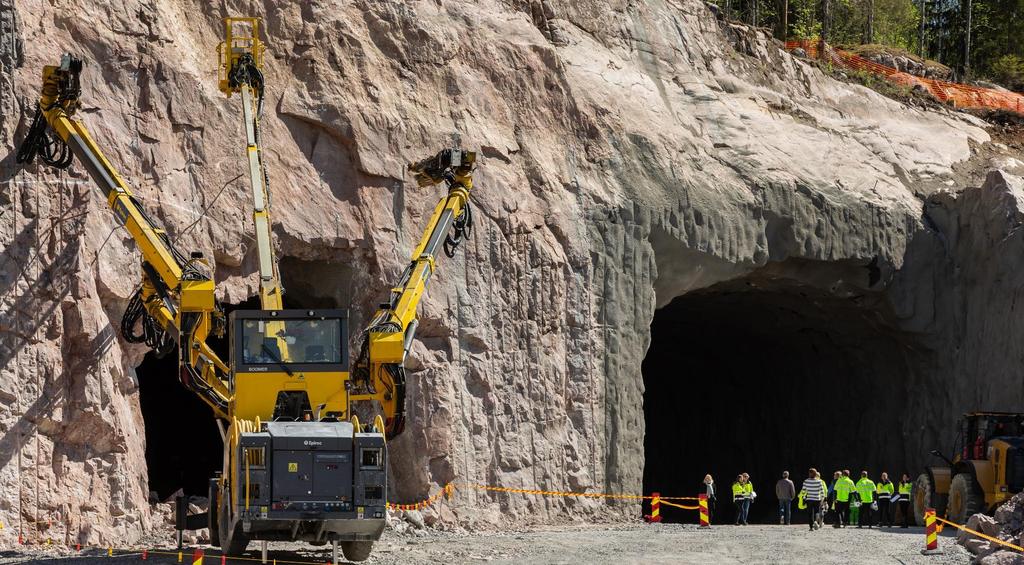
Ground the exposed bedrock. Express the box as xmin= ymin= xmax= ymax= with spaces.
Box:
xmin=0 ymin=0 xmax=1021 ymax=543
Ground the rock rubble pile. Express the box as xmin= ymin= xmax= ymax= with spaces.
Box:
xmin=959 ymin=494 xmax=1024 ymax=564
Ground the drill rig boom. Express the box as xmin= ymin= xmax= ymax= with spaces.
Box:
xmin=352 ymin=149 xmax=476 ymax=437
xmin=218 ymin=17 xmax=282 ymax=311
xmin=16 ymin=54 xmax=232 ymax=419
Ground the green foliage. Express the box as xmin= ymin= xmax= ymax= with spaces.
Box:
xmin=706 ymin=0 xmax=1023 ymax=92
xmin=990 ymin=55 xmax=1024 ymax=91
xmin=791 ymin=0 xmax=823 ymax=38
xmin=873 ymin=0 xmax=920 ymax=48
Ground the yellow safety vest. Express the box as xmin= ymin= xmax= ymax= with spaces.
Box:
xmin=877 ymin=481 xmax=894 ymax=498
xmin=835 ymin=477 xmax=856 ymax=502
xmin=898 ymin=481 xmax=913 ymax=495
xmin=856 ymin=479 xmax=876 ymax=503
xmin=732 ymin=482 xmax=745 ymax=501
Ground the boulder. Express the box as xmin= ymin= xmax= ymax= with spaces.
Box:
xmin=404 ymin=510 xmax=426 ymax=530
xmin=980 ymin=551 xmax=1024 ymax=565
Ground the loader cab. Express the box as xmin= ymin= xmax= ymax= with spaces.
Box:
xmin=229 ymin=309 xmax=350 ymax=422
xmin=957 ymin=412 xmax=1024 ymax=463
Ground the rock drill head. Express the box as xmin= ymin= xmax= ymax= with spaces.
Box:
xmin=408 ymin=148 xmax=476 ymax=187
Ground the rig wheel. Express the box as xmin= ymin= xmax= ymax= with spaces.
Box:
xmin=341 ymin=541 xmax=373 ymax=562
xmin=218 ymin=491 xmax=249 ymax=556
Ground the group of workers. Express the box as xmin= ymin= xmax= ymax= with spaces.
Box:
xmin=700 ymin=470 xmax=915 ymax=529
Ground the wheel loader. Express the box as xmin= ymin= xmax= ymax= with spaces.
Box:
xmin=915 ymin=412 xmax=1024 ymax=525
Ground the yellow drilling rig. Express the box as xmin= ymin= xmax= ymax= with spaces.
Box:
xmin=17 ymin=17 xmax=476 ymax=562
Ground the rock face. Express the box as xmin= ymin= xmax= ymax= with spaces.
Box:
xmin=0 ymin=0 xmax=1021 ymax=546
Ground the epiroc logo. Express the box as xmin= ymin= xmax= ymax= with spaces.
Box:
xmin=303 ymin=440 xmax=323 ymax=446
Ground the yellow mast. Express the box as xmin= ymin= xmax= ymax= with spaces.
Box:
xmin=218 ymin=17 xmax=283 ymax=311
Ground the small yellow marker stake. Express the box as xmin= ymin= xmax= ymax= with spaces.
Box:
xmin=178 ymin=551 xmax=183 ymax=562
xmin=108 ymin=546 xmax=113 ymax=557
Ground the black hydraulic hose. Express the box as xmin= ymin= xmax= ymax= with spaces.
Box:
xmin=16 ymin=104 xmax=73 ymax=169
xmin=444 ymin=200 xmax=472 ymax=258
xmin=121 ymin=287 xmax=174 ymax=357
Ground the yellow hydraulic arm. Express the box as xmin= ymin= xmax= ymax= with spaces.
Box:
xmin=16 ymin=54 xmax=231 ymax=419
xmin=352 ymin=149 xmax=476 ymax=437
xmin=218 ymin=18 xmax=282 ymax=311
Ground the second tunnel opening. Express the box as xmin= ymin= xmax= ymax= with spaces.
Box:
xmin=642 ymin=275 xmax=929 ymax=524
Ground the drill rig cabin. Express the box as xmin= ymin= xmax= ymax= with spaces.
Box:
xmin=17 ymin=18 xmax=476 ymax=562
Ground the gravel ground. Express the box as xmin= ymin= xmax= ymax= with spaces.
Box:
xmin=0 ymin=523 xmax=972 ymax=564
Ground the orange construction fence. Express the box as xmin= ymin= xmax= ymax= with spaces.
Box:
xmin=784 ymin=40 xmax=1024 ymax=114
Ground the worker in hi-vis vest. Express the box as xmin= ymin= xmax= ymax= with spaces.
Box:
xmin=832 ymin=470 xmax=857 ymax=528
xmin=855 ymin=471 xmax=877 ymax=528
xmin=875 ymin=472 xmax=895 ymax=527
xmin=897 ymin=473 xmax=914 ymax=528
xmin=732 ymin=474 xmax=751 ymax=525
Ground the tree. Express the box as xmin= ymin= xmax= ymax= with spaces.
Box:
xmin=865 ymin=0 xmax=876 ymax=42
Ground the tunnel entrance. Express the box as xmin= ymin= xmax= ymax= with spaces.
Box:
xmin=138 ymin=349 xmax=223 ymax=500
xmin=136 ymin=297 xmax=263 ymax=500
xmin=642 ymin=275 xmax=928 ymax=524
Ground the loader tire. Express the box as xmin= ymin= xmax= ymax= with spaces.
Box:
xmin=341 ymin=541 xmax=373 ymax=562
xmin=914 ymin=472 xmax=947 ymax=526
xmin=947 ymin=473 xmax=985 ymax=525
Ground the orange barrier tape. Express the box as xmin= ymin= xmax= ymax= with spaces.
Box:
xmin=935 ymin=516 xmax=1024 ymax=553
xmin=468 ymin=484 xmax=699 ymax=501
xmin=387 ymin=482 xmax=456 ymax=511
xmin=659 ymin=500 xmax=701 ymax=511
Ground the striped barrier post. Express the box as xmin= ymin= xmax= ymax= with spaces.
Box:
xmin=699 ymin=494 xmax=710 ymax=527
xmin=651 ymin=492 xmax=662 ymax=523
xmin=921 ymin=508 xmax=944 ymax=555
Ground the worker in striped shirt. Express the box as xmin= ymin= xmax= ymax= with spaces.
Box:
xmin=800 ymin=468 xmax=826 ymax=531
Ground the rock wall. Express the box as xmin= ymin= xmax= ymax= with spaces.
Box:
xmin=0 ymin=0 xmax=1020 ymax=544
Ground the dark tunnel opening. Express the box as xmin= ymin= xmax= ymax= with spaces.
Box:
xmin=138 ymin=279 xmax=345 ymax=501
xmin=642 ymin=276 xmax=928 ymax=525
xmin=137 ymin=296 xmax=263 ymax=501
xmin=138 ymin=349 xmax=223 ymax=501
